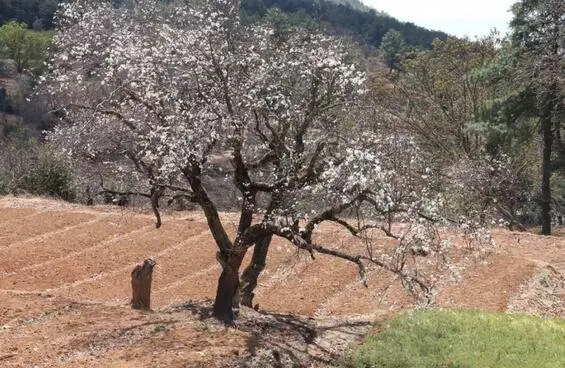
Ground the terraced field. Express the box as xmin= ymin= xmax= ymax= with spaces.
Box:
xmin=0 ymin=197 xmax=563 ymax=367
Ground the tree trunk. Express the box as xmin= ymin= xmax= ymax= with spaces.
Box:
xmin=213 ymin=251 xmax=246 ymax=323
xmin=150 ymin=186 xmax=163 ymax=229
xmin=131 ymin=259 xmax=156 ymax=310
xmin=541 ymin=114 xmax=553 ymax=236
xmin=240 ymin=235 xmax=272 ymax=308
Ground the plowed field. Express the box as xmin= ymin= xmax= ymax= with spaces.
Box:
xmin=0 ymin=197 xmax=563 ymax=367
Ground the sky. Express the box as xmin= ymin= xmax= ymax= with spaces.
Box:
xmin=362 ymin=0 xmax=517 ymax=38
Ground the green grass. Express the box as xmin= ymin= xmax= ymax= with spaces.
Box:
xmin=341 ymin=309 xmax=565 ymax=368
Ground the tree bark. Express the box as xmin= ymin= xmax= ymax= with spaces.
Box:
xmin=541 ymin=107 xmax=554 ymax=236
xmin=212 ymin=251 xmax=246 ymax=323
xmin=150 ymin=186 xmax=163 ymax=229
xmin=131 ymin=259 xmax=156 ymax=310
xmin=240 ymin=235 xmax=272 ymax=308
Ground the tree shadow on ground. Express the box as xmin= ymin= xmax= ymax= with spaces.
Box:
xmin=167 ymin=298 xmax=215 ymax=320
xmin=167 ymin=299 xmax=373 ymax=367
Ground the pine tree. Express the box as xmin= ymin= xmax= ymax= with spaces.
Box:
xmin=379 ymin=29 xmax=406 ymax=72
xmin=510 ymin=0 xmax=565 ymax=235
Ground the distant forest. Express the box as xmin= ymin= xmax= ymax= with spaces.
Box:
xmin=0 ymin=0 xmax=448 ymax=49
xmin=326 ymin=0 xmax=372 ymax=13
xmin=0 ymin=0 xmax=58 ymax=30
xmin=241 ymin=0 xmax=448 ymax=48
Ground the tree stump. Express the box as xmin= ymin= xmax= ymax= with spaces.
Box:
xmin=131 ymin=259 xmax=156 ymax=310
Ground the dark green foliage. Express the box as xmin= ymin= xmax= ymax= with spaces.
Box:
xmin=467 ymin=0 xmax=565 ymax=234
xmin=0 ymin=0 xmax=131 ymax=29
xmin=242 ymin=0 xmax=448 ymax=49
xmin=0 ymin=87 xmax=14 ymax=114
xmin=507 ymin=0 xmax=565 ymax=235
xmin=379 ymin=29 xmax=405 ymax=71
xmin=478 ymin=87 xmax=537 ymax=157
xmin=0 ymin=0 xmax=58 ymax=29
xmin=326 ymin=0 xmax=372 ymax=13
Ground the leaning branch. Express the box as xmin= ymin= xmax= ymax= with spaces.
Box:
xmin=304 ymin=194 xmax=366 ymax=236
xmin=263 ymin=223 xmax=430 ymax=293
xmin=98 ymin=186 xmax=165 ymax=229
xmin=290 ymin=232 xmax=368 ymax=286
xmin=329 ymin=217 xmax=400 ymax=240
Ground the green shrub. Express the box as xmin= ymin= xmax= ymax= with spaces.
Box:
xmin=342 ymin=309 xmax=565 ymax=368
xmin=0 ymin=137 xmax=76 ymax=201
xmin=20 ymin=147 xmax=75 ymax=201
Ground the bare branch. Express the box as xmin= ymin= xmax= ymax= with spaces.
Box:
xmin=97 ymin=188 xmax=151 ymax=199
xmin=64 ymin=104 xmax=138 ymax=131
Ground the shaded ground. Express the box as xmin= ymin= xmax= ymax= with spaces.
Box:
xmin=0 ymin=197 xmax=563 ymax=367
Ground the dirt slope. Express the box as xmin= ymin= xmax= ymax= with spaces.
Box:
xmin=0 ymin=197 xmax=563 ymax=367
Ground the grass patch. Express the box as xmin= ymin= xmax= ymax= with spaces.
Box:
xmin=341 ymin=309 xmax=565 ymax=368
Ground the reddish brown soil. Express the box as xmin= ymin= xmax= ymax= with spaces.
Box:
xmin=0 ymin=197 xmax=563 ymax=367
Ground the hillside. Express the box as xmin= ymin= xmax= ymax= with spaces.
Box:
xmin=242 ymin=0 xmax=448 ymax=48
xmin=0 ymin=197 xmax=563 ymax=367
xmin=327 ymin=0 xmax=372 ymax=12
xmin=1 ymin=0 xmax=447 ymax=49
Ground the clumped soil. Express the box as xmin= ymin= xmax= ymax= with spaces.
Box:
xmin=0 ymin=197 xmax=563 ymax=367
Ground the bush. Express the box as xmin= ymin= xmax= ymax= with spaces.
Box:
xmin=342 ymin=309 xmax=565 ymax=368
xmin=20 ymin=147 xmax=75 ymax=201
xmin=0 ymin=136 xmax=76 ymax=201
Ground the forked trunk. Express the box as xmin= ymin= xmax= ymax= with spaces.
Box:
xmin=240 ymin=235 xmax=272 ymax=308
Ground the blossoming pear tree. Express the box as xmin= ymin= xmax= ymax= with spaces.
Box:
xmin=43 ymin=0 xmax=485 ymax=322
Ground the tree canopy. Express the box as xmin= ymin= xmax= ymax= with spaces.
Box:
xmin=508 ymin=0 xmax=565 ymax=235
xmin=379 ymin=29 xmax=405 ymax=71
xmin=42 ymin=0 xmax=484 ymax=323
xmin=0 ymin=20 xmax=51 ymax=73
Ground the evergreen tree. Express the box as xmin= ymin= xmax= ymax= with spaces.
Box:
xmin=510 ymin=0 xmax=565 ymax=235
xmin=379 ymin=29 xmax=405 ymax=71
